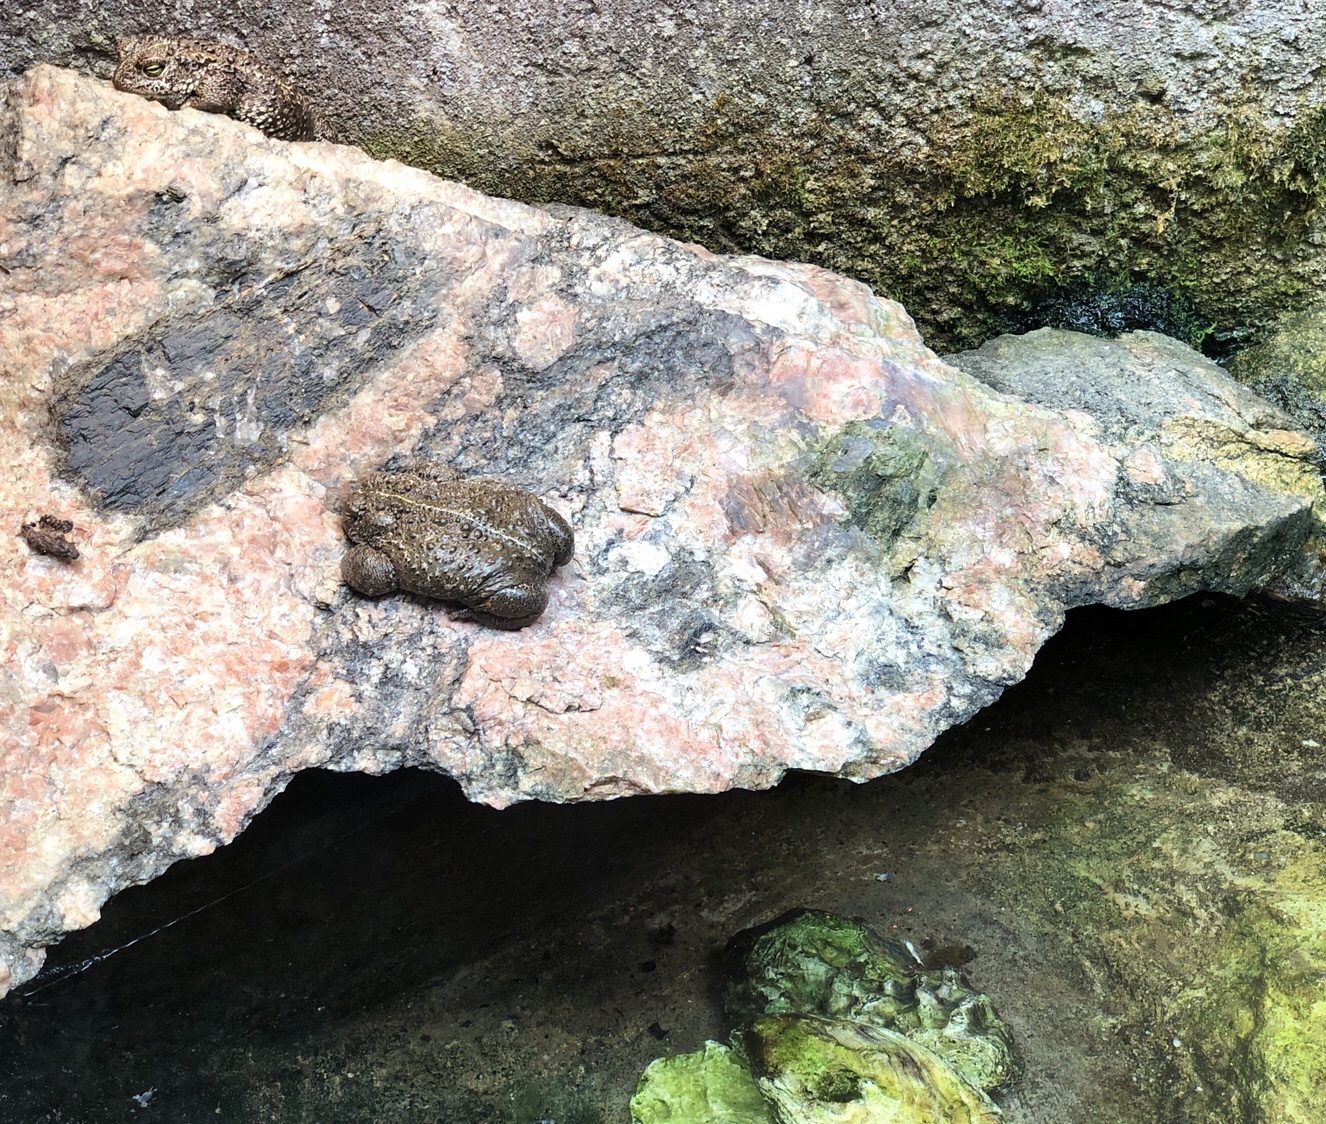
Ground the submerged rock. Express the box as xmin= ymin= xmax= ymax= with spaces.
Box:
xmin=630 ymin=1041 xmax=772 ymax=1124
xmin=724 ymin=910 xmax=1017 ymax=1093
xmin=746 ymin=1014 xmax=1003 ymax=1124
xmin=2 ymin=66 xmax=1325 ymax=993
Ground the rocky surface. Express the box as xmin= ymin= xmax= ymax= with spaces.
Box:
xmin=746 ymin=1015 xmax=1003 ymax=1124
xmin=1228 ymin=303 xmax=1326 ymax=455
xmin=1 ymin=65 xmax=1324 ymax=995
xmin=723 ymin=910 xmax=1017 ymax=1093
xmin=7 ymin=4 xmax=1326 ymax=348
xmin=947 ymin=328 xmax=1326 ymax=603
xmin=8 ymin=597 xmax=1326 ymax=1121
xmin=632 ymin=1043 xmax=773 ymax=1124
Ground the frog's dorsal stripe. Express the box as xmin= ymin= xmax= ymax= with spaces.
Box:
xmin=378 ymin=489 xmax=542 ymax=562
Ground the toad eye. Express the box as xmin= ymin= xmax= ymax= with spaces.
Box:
xmin=142 ymin=62 xmax=166 ymax=76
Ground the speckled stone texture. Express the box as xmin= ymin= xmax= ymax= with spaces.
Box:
xmin=1 ymin=66 xmax=1322 ymax=996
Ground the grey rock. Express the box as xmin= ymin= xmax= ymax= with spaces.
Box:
xmin=4 ymin=4 xmax=1326 ymax=348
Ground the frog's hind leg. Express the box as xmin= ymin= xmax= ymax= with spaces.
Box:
xmin=342 ymin=544 xmax=399 ymax=597
xmin=450 ymin=585 xmax=549 ymax=630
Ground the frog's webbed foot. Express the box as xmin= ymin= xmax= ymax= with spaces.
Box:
xmin=449 ymin=585 xmax=549 ymax=630
xmin=342 ymin=544 xmax=399 ymax=597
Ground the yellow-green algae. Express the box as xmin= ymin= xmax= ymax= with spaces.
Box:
xmin=745 ymin=1014 xmax=1002 ymax=1124
xmin=630 ymin=1041 xmax=772 ymax=1124
xmin=358 ymin=88 xmax=1326 ymax=352
xmin=804 ymin=422 xmax=931 ymax=551
xmin=978 ymin=760 xmax=1326 ymax=1122
xmin=1227 ymin=303 xmax=1326 ymax=451
xmin=723 ymin=910 xmax=1018 ymax=1093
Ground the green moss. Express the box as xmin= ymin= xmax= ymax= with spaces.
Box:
xmin=804 ymin=421 xmax=930 ymax=549
xmin=356 ymin=85 xmax=1326 ymax=353
xmin=629 ymin=1042 xmax=772 ymax=1124
xmin=1226 ymin=304 xmax=1326 ymax=451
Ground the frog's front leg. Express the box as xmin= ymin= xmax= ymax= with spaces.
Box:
xmin=342 ymin=544 xmax=400 ymax=597
xmin=451 ymin=583 xmax=549 ymax=630
xmin=185 ymin=68 xmax=245 ymax=114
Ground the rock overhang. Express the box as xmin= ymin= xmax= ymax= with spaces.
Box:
xmin=1 ymin=65 xmax=1324 ymax=996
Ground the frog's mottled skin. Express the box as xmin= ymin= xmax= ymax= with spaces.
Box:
xmin=341 ymin=463 xmax=574 ymax=629
xmin=113 ymin=36 xmax=334 ymax=142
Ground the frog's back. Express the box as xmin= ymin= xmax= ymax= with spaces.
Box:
xmin=380 ymin=477 xmax=564 ymax=598
xmin=447 ymin=480 xmax=572 ymax=575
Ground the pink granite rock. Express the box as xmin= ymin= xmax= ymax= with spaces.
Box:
xmin=0 ymin=66 xmax=1322 ymax=995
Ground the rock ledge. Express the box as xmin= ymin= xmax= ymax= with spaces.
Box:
xmin=1 ymin=66 xmax=1322 ymax=993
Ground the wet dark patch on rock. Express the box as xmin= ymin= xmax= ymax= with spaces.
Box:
xmin=1020 ymin=279 xmax=1223 ymax=356
xmin=442 ymin=307 xmax=759 ymax=492
xmin=52 ymin=229 xmax=439 ymax=534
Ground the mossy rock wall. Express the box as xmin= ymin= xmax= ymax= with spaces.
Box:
xmin=8 ymin=2 xmax=1326 ymax=348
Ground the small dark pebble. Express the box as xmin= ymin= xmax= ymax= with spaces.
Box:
xmin=639 ymin=960 xmax=657 ymax=973
xmin=1073 ymin=767 xmax=1092 ymax=782
xmin=646 ymin=923 xmax=677 ymax=947
xmin=647 ymin=1022 xmax=668 ymax=1040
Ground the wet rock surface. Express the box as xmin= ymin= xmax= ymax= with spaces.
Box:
xmin=631 ymin=1042 xmax=773 ymax=1124
xmin=745 ymin=1014 xmax=1002 ymax=1124
xmin=2 ymin=66 xmax=1325 ymax=996
xmin=723 ymin=910 xmax=1017 ymax=1094
xmin=631 ymin=909 xmax=1014 ymax=1122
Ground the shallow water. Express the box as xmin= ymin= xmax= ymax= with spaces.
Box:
xmin=4 ymin=593 xmax=1326 ymax=1123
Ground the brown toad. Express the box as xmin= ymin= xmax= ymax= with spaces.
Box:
xmin=341 ymin=463 xmax=574 ymax=629
xmin=113 ymin=35 xmax=334 ymax=142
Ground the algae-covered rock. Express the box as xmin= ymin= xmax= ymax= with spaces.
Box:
xmin=948 ymin=328 xmax=1326 ymax=604
xmin=1226 ymin=304 xmax=1326 ymax=455
xmin=630 ymin=1041 xmax=773 ymax=1124
xmin=745 ymin=1014 xmax=1002 ymax=1124
xmin=724 ymin=911 xmax=1018 ymax=1092
xmin=805 ymin=422 xmax=930 ymax=551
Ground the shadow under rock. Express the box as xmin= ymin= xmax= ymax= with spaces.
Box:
xmin=3 ymin=593 xmax=1326 ymax=1122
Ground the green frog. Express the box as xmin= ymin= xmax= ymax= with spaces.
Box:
xmin=341 ymin=463 xmax=574 ymax=629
